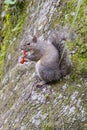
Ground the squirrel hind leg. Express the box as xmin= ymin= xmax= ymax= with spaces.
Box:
xmin=43 ymin=71 xmax=61 ymax=82
xmin=35 ymin=60 xmax=61 ymax=82
xmin=38 ymin=67 xmax=61 ymax=82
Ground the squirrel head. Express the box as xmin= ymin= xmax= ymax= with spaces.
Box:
xmin=21 ymin=35 xmax=38 ymax=51
xmin=20 ymin=35 xmax=44 ymax=61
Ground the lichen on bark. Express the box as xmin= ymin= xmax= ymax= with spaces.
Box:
xmin=0 ymin=0 xmax=87 ymax=130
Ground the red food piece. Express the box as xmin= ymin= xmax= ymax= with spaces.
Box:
xmin=23 ymin=51 xmax=26 ymax=56
xmin=20 ymin=57 xmax=25 ymax=64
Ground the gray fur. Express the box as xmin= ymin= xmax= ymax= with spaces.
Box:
xmin=21 ymin=27 xmax=72 ymax=82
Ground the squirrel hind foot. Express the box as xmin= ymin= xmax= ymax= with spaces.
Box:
xmin=36 ymin=81 xmax=47 ymax=88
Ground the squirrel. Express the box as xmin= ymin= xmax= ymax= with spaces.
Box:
xmin=20 ymin=26 xmax=72 ymax=83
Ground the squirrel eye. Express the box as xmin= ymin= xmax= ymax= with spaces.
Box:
xmin=27 ymin=43 xmax=30 ymax=45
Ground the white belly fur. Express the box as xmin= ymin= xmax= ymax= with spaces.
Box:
xmin=35 ymin=60 xmax=43 ymax=80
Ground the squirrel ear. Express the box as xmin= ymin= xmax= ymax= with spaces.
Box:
xmin=32 ymin=36 xmax=37 ymax=43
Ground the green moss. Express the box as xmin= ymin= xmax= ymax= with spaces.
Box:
xmin=40 ymin=120 xmax=55 ymax=130
xmin=0 ymin=1 xmax=29 ymax=80
xmin=50 ymin=2 xmax=87 ymax=129
xmin=0 ymin=1 xmax=87 ymax=128
xmin=51 ymin=0 xmax=87 ymax=81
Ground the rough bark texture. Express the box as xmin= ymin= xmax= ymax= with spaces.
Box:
xmin=0 ymin=0 xmax=87 ymax=130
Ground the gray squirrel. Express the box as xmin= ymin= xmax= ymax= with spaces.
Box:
xmin=20 ymin=26 xmax=72 ymax=82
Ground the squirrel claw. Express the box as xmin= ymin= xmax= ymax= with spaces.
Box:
xmin=36 ymin=81 xmax=46 ymax=88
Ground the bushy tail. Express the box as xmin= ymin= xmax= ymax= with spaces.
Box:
xmin=48 ymin=26 xmax=72 ymax=76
